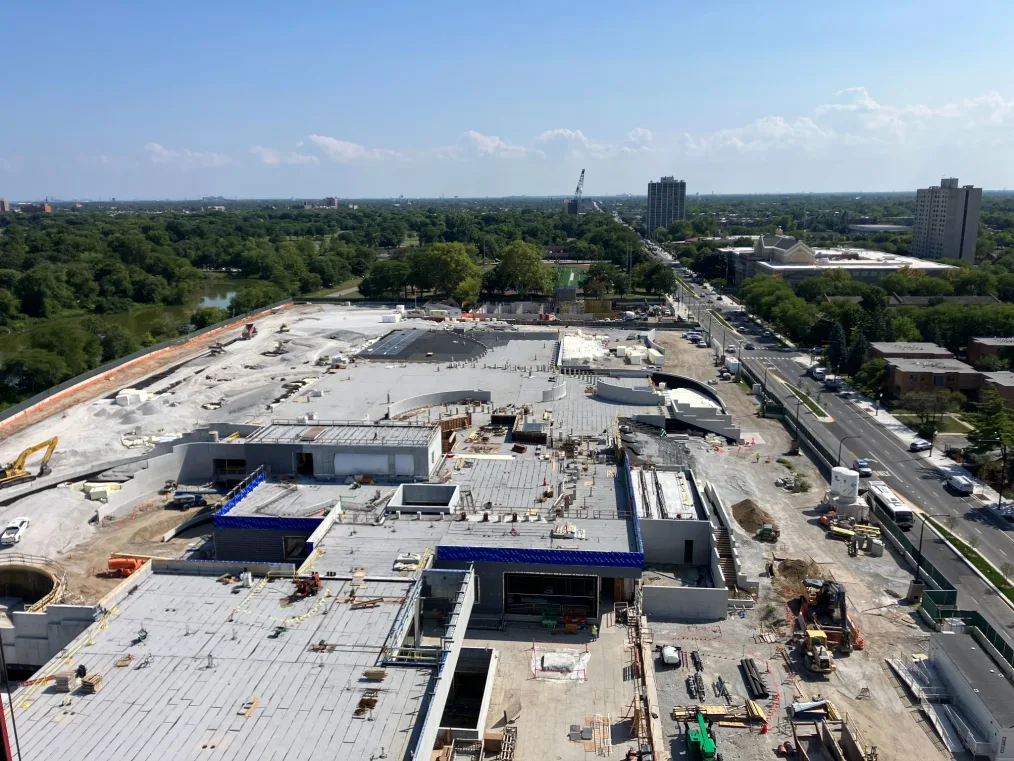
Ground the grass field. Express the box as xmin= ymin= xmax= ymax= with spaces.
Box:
xmin=892 ymin=413 xmax=972 ymax=434
xmin=554 ymin=264 xmax=589 ymax=288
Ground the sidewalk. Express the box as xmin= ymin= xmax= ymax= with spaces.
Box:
xmin=849 ymin=393 xmax=1003 ymax=508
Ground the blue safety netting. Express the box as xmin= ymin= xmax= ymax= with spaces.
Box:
xmin=436 ymin=545 xmax=644 ymax=568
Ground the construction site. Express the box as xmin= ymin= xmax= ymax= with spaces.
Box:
xmin=0 ymin=301 xmax=1006 ymax=761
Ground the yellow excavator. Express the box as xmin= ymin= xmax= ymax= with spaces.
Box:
xmin=0 ymin=437 xmax=59 ymax=489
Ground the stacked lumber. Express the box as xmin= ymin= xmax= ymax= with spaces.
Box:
xmin=81 ymin=672 xmax=103 ymax=694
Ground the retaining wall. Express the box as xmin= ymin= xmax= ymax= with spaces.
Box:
xmin=387 ymin=390 xmax=492 ymax=419
xmin=641 ymin=584 xmax=728 ymax=622
xmin=704 ymin=482 xmax=760 ymax=595
xmin=0 ymin=299 xmax=292 ymax=431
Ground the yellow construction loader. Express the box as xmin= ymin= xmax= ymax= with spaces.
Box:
xmin=801 ymin=629 xmax=835 ymax=675
xmin=0 ymin=438 xmax=59 ymax=489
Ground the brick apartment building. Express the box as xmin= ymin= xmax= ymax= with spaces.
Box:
xmin=885 ymin=357 xmax=982 ymax=398
xmin=967 ymin=337 xmax=1014 ymax=367
xmin=983 ymin=372 xmax=1014 ymax=407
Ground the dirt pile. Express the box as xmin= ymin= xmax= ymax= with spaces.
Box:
xmin=731 ymin=499 xmax=775 ymax=534
xmin=774 ymin=559 xmax=823 ymax=599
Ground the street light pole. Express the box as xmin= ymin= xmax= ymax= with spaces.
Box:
xmin=837 ymin=435 xmax=859 ymax=468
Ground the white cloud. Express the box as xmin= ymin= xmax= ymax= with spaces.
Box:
xmin=309 ymin=134 xmax=401 ymax=162
xmin=461 ymin=130 xmax=527 ymax=158
xmin=250 ymin=145 xmax=319 ymax=166
xmin=677 ymin=87 xmax=1014 ymax=159
xmin=144 ymin=142 xmax=231 ymax=169
xmin=814 ymin=86 xmax=1014 ymax=138
xmin=431 ymin=131 xmax=528 ymax=160
xmin=682 ymin=116 xmax=833 ymax=157
xmin=535 ymin=128 xmax=621 ymax=159
xmin=627 ymin=127 xmax=653 ymax=144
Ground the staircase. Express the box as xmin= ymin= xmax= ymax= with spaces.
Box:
xmin=713 ymin=527 xmax=738 ymax=591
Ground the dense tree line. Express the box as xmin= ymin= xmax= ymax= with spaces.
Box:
xmin=0 ymin=204 xmax=645 ymax=405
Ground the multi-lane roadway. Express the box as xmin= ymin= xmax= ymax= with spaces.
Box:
xmin=671 ymin=275 xmax=1014 ymax=639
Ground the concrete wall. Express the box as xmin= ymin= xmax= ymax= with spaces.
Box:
xmin=595 ymin=379 xmax=661 ymax=406
xmin=0 ymin=603 xmax=97 ymax=669
xmin=414 ymin=570 xmax=476 ymax=761
xmin=176 ymin=437 xmax=439 ymax=483
xmin=541 ymin=381 xmax=568 ymax=402
xmin=387 ymin=390 xmax=492 ymax=419
xmin=704 ymin=482 xmax=760 ymax=595
xmin=640 ymin=519 xmax=713 ymax=565
xmin=640 ymin=584 xmax=728 ymax=622
xmin=100 ymin=448 xmax=186 ymax=520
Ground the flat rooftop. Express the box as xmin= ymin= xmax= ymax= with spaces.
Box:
xmin=6 ymin=569 xmax=432 ymax=761
xmin=984 ymin=372 xmax=1014 ymax=387
xmin=359 ymin=328 xmax=487 ymax=362
xmin=934 ymin=632 xmax=1014 ymax=726
xmin=630 ymin=467 xmax=704 ymax=520
xmin=871 ymin=342 xmax=953 ymax=355
xmin=972 ymin=336 xmax=1014 ymax=347
xmin=311 ymin=459 xmax=636 ymax=576
xmin=226 ymin=480 xmax=346 ymax=517
xmin=886 ymin=357 xmax=977 ymax=373
xmin=247 ymin=420 xmax=436 ymax=447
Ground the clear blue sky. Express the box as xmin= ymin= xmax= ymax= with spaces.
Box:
xmin=3 ymin=0 xmax=1013 ymax=199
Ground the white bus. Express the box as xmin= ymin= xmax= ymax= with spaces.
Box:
xmin=865 ymin=480 xmax=915 ymax=530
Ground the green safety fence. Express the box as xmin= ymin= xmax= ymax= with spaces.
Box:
xmin=873 ymin=503 xmax=1014 ymax=670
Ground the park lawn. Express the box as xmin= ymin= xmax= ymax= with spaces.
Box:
xmin=892 ymin=412 xmax=972 ymax=434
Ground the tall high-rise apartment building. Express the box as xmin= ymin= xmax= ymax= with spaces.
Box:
xmin=646 ymin=176 xmax=686 ymax=235
xmin=912 ymin=178 xmax=982 ymax=262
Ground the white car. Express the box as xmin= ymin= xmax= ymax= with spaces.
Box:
xmin=1 ymin=517 xmax=30 ymax=545
xmin=660 ymin=645 xmax=681 ymax=666
xmin=697 ymin=340 xmax=708 ymax=348
xmin=947 ymin=475 xmax=975 ymax=494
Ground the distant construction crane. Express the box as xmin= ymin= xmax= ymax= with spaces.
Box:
xmin=566 ymin=168 xmax=586 ymax=215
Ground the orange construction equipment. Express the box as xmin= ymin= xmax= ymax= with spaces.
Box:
xmin=107 ymin=557 xmax=144 ymax=577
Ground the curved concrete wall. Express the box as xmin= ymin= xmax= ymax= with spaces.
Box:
xmin=541 ymin=381 xmax=568 ymax=402
xmin=650 ymin=372 xmax=726 ymax=412
xmin=387 ymin=389 xmax=492 ymax=418
xmin=643 ymin=329 xmax=666 ymax=356
xmin=595 ymin=379 xmax=661 ymax=406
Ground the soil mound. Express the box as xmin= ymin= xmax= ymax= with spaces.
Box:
xmin=731 ymin=499 xmax=774 ymax=534
xmin=775 ymin=559 xmax=824 ymax=598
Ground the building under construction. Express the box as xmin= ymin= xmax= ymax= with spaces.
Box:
xmin=0 ymin=322 xmax=753 ymax=761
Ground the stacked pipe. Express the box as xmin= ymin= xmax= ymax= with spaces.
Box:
xmin=740 ymin=657 xmax=769 ymax=699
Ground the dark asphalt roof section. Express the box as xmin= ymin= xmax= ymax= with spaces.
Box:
xmin=358 ymin=329 xmax=486 ymax=362
xmin=933 ymin=632 xmax=1014 ymax=727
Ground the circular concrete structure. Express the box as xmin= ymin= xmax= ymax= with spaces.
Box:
xmin=0 ymin=559 xmax=64 ymax=612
